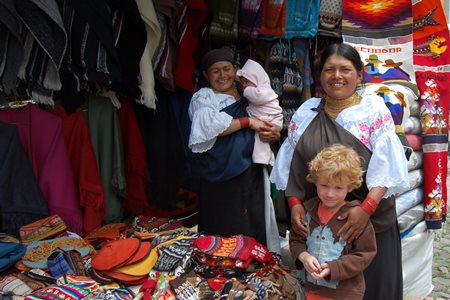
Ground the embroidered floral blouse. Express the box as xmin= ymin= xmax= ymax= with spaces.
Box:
xmin=270 ymin=94 xmax=409 ymax=198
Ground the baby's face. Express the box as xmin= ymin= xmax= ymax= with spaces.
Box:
xmin=239 ymin=77 xmax=256 ymax=89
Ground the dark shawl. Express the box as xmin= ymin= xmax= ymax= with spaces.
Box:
xmin=0 ymin=122 xmax=49 ymax=238
xmin=286 ymin=99 xmax=397 ymax=232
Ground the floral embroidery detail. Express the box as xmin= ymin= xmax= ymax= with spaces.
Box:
xmin=359 ymin=136 xmax=370 ymax=146
xmin=289 ymin=120 xmax=297 ymax=135
xmin=358 ymin=123 xmax=369 ymax=132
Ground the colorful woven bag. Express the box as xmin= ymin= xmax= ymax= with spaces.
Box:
xmin=19 ymin=215 xmax=67 ymax=245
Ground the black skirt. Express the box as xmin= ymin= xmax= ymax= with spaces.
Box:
xmin=198 ymin=163 xmax=266 ymax=245
xmin=363 ymin=222 xmax=403 ymax=300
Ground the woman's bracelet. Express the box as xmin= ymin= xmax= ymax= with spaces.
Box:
xmin=238 ymin=117 xmax=250 ymax=128
xmin=360 ymin=196 xmax=379 ymax=215
xmin=288 ymin=197 xmax=302 ymax=209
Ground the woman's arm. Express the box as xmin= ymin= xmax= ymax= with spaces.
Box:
xmin=218 ymin=117 xmax=281 ymax=141
xmin=337 ymin=187 xmax=387 ymax=242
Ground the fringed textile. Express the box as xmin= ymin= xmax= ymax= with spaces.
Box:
xmin=341 ymin=0 xmax=412 ymax=39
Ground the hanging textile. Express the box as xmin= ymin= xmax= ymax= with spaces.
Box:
xmin=209 ymin=0 xmax=239 ymax=43
xmin=152 ymin=0 xmax=179 ymax=91
xmin=52 ymin=105 xmax=106 ymax=235
xmin=413 ymin=0 xmax=450 ymax=229
xmin=341 ymin=0 xmax=417 ymax=155
xmin=0 ymin=0 xmax=66 ymax=104
xmin=341 ymin=0 xmax=412 ymax=39
xmin=117 ymin=96 xmax=151 ymax=217
xmin=258 ymin=0 xmax=286 ymax=37
xmin=84 ymin=95 xmax=126 ymax=224
xmin=136 ymin=0 xmax=161 ymax=109
xmin=238 ymin=0 xmax=263 ymax=41
xmin=0 ymin=104 xmax=83 ymax=235
xmin=0 ymin=122 xmax=49 ymax=237
xmin=173 ymin=0 xmax=208 ymax=92
xmin=284 ymin=0 xmax=320 ymax=39
xmin=317 ymin=0 xmax=342 ymax=37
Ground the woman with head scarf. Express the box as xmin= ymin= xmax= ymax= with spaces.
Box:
xmin=188 ymin=48 xmax=280 ymax=248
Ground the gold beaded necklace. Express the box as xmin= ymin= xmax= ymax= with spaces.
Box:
xmin=324 ymin=92 xmax=361 ymax=119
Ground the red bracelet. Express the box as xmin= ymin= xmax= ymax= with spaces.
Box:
xmin=288 ymin=197 xmax=302 ymax=209
xmin=238 ymin=117 xmax=250 ymax=128
xmin=360 ymin=196 xmax=379 ymax=215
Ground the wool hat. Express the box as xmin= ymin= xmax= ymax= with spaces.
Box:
xmin=91 ymin=238 xmax=140 ymax=271
xmin=200 ymin=48 xmax=235 ymax=72
xmin=115 ymin=245 xmax=158 ymax=276
xmin=194 ymin=235 xmax=272 ymax=263
xmin=122 ymin=241 xmax=151 ymax=265
xmin=153 ymin=238 xmax=194 ymax=272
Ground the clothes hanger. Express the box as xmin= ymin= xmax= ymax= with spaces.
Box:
xmin=0 ymin=95 xmax=36 ymax=110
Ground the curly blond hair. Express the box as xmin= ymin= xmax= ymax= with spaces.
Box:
xmin=306 ymin=144 xmax=364 ymax=190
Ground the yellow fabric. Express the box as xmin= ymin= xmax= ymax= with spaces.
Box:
xmin=115 ymin=248 xmax=158 ymax=276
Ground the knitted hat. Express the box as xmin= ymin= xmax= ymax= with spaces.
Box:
xmin=169 ymin=276 xmax=199 ymax=300
xmin=91 ymin=238 xmax=140 ymax=271
xmin=200 ymin=48 xmax=235 ymax=72
xmin=153 ymin=238 xmax=193 ymax=272
xmin=194 ymin=235 xmax=272 ymax=263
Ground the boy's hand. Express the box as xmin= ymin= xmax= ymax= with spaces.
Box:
xmin=311 ymin=263 xmax=330 ymax=280
xmin=299 ymin=252 xmax=322 ymax=275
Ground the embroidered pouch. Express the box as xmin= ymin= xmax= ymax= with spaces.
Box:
xmin=19 ymin=215 xmax=67 ymax=245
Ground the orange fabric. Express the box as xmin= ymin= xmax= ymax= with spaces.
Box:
xmin=317 ymin=202 xmax=339 ymax=224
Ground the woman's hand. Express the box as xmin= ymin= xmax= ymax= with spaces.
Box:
xmin=291 ymin=203 xmax=308 ymax=237
xmin=337 ymin=206 xmax=370 ymax=243
xmin=257 ymin=121 xmax=280 ymax=143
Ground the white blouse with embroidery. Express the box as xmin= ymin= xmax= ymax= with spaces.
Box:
xmin=270 ymin=95 xmax=410 ymax=198
xmin=188 ymin=88 xmax=236 ymax=153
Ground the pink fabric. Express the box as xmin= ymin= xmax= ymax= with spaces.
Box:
xmin=237 ymin=59 xmax=283 ymax=165
xmin=405 ymin=134 xmax=422 ymax=151
xmin=0 ymin=105 xmax=83 ymax=235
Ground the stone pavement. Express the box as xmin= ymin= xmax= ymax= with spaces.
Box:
xmin=428 ymin=228 xmax=450 ymax=299
xmin=426 ymin=172 xmax=450 ymax=299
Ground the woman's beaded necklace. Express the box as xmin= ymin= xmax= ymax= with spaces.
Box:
xmin=324 ymin=92 xmax=361 ymax=119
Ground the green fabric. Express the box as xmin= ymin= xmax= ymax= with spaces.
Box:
xmin=84 ymin=96 xmax=126 ymax=223
xmin=209 ymin=0 xmax=239 ymax=42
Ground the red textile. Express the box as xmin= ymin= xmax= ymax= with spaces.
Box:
xmin=194 ymin=235 xmax=272 ymax=263
xmin=258 ymin=0 xmax=286 ymax=36
xmin=117 ymin=97 xmax=151 ymax=216
xmin=413 ymin=0 xmax=450 ymax=228
xmin=173 ymin=0 xmax=208 ymax=92
xmin=415 ymin=71 xmax=450 ymax=228
xmin=52 ymin=106 xmax=106 ymax=234
xmin=0 ymin=105 xmax=83 ymax=235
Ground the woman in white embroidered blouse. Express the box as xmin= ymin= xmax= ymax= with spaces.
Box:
xmin=270 ymin=43 xmax=409 ymax=300
xmin=188 ymin=48 xmax=281 ymax=252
